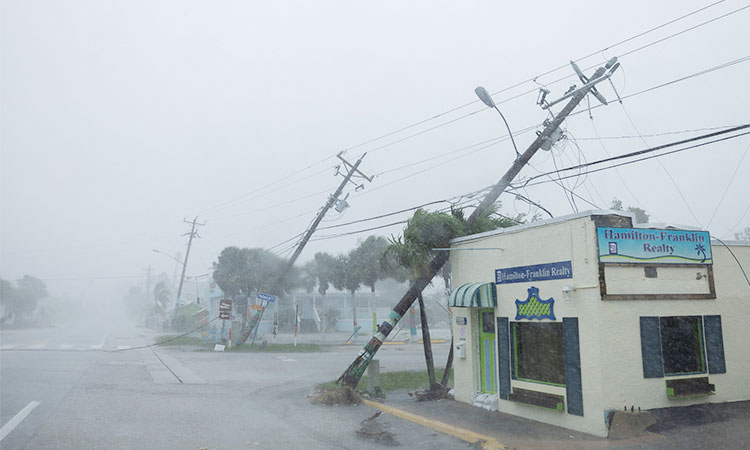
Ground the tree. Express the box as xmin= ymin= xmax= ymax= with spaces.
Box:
xmin=734 ymin=226 xmax=750 ymax=241
xmin=611 ymin=198 xmax=649 ymax=224
xmin=305 ymin=252 xmax=337 ymax=296
xmin=383 ymin=205 xmax=519 ymax=390
xmin=0 ymin=275 xmax=48 ymax=324
xmin=330 ymin=252 xmax=363 ymax=337
xmin=213 ymin=246 xmax=297 ymax=298
xmin=351 ymin=236 xmax=390 ymax=293
xmin=153 ymin=281 xmax=171 ymax=313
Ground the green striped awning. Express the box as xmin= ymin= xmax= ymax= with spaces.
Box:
xmin=449 ymin=282 xmax=497 ymax=308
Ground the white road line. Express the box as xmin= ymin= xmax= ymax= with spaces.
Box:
xmin=58 ymin=344 xmax=74 ymax=349
xmin=0 ymin=345 xmax=15 ymax=350
xmin=89 ymin=344 xmax=102 ymax=349
xmin=0 ymin=401 xmax=40 ymax=442
xmin=99 ymin=331 xmax=110 ymax=349
xmin=27 ymin=344 xmax=46 ymax=349
xmin=117 ymin=346 xmax=131 ymax=350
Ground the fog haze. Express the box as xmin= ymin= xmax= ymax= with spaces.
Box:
xmin=2 ymin=0 xmax=748 ymax=307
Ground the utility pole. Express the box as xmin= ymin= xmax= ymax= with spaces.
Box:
xmin=282 ymin=152 xmax=371 ymax=278
xmin=172 ymin=216 xmax=205 ymax=327
xmin=339 ymin=58 xmax=620 ymax=388
xmin=240 ymin=152 xmax=371 ymax=346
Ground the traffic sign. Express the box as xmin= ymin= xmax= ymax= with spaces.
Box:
xmin=251 ymin=304 xmax=263 ymax=311
xmin=257 ymin=292 xmax=276 ymax=303
xmin=219 ymin=299 xmax=232 ymax=320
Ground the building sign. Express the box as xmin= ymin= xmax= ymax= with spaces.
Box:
xmin=257 ymin=292 xmax=276 ymax=303
xmin=515 ymin=286 xmax=555 ymax=321
xmin=219 ymin=299 xmax=232 ymax=320
xmin=597 ymin=227 xmax=712 ymax=265
xmin=495 ymin=261 xmax=572 ymax=285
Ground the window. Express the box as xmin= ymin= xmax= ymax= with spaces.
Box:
xmin=511 ymin=322 xmax=566 ymax=386
xmin=660 ymin=316 xmax=706 ymax=375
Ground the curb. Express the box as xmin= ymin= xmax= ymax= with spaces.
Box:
xmin=361 ymin=399 xmax=507 ymax=450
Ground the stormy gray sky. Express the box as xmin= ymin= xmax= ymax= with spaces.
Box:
xmin=1 ymin=0 xmax=748 ymax=304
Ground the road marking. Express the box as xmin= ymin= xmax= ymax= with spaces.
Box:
xmin=362 ymin=399 xmax=506 ymax=450
xmin=89 ymin=344 xmax=102 ymax=349
xmin=281 ymin=358 xmax=296 ymax=362
xmin=117 ymin=346 xmax=131 ymax=351
xmin=27 ymin=344 xmax=46 ymax=349
xmin=0 ymin=345 xmax=15 ymax=350
xmin=58 ymin=344 xmax=74 ymax=349
xmin=98 ymin=331 xmax=110 ymax=349
xmin=0 ymin=401 xmax=40 ymax=442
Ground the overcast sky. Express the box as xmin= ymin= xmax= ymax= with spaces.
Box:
xmin=1 ymin=0 xmax=748 ymax=304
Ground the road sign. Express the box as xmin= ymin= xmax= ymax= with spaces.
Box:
xmin=257 ymin=292 xmax=276 ymax=303
xmin=251 ymin=304 xmax=263 ymax=311
xmin=219 ymin=299 xmax=232 ymax=320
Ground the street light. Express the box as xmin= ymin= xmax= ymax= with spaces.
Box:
xmin=475 ymin=86 xmax=520 ymax=159
xmin=152 ymin=249 xmax=184 ymax=267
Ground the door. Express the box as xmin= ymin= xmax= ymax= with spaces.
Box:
xmin=478 ymin=308 xmax=497 ymax=394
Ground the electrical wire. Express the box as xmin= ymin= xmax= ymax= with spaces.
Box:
xmin=711 ymin=237 xmax=750 ymax=289
xmin=620 ymin=102 xmax=705 ymax=227
xmin=197 ymin=1 xmax=744 ymax=219
xmin=706 ymin=143 xmax=750 ymax=229
xmin=519 ymin=129 xmax=750 ymax=188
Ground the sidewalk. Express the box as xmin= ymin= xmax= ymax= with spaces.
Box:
xmin=366 ymin=392 xmax=750 ymax=449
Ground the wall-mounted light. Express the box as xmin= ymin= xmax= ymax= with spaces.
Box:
xmin=562 ymin=285 xmax=574 ymax=301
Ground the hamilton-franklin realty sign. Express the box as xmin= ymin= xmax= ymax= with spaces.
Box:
xmin=597 ymin=227 xmax=712 ymax=265
xmin=495 ymin=261 xmax=573 ymax=285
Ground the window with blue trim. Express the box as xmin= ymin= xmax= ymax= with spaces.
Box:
xmin=511 ymin=322 xmax=566 ymax=386
xmin=660 ymin=316 xmax=706 ymax=376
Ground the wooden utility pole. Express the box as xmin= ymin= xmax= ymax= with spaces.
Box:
xmin=172 ymin=216 xmax=205 ymax=326
xmin=339 ymin=59 xmax=618 ymax=388
xmin=238 ymin=152 xmax=371 ymax=346
xmin=280 ymin=152 xmax=371 ymax=279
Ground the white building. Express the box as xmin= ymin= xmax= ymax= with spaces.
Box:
xmin=449 ymin=211 xmax=750 ymax=437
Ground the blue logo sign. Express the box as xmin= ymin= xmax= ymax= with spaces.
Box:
xmin=495 ymin=261 xmax=572 ymax=285
xmin=515 ymin=287 xmax=555 ymax=321
xmin=597 ymin=227 xmax=712 ymax=265
xmin=257 ymin=292 xmax=276 ymax=303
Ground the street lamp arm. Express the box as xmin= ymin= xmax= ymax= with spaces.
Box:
xmin=493 ymin=105 xmax=520 ymax=158
xmin=152 ymin=249 xmax=185 ymax=266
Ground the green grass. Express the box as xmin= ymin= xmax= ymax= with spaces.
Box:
xmin=224 ymin=343 xmax=324 ymax=353
xmin=153 ymin=335 xmax=324 ymax=353
xmin=316 ymin=368 xmax=454 ymax=395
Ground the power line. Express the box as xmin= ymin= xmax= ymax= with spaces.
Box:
xmin=195 ymin=2 xmax=743 ymax=218
xmin=706 ymin=143 xmax=750 ymax=229
xmin=519 ymin=128 xmax=750 ymax=188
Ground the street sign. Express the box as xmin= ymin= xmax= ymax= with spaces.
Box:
xmin=257 ymin=292 xmax=276 ymax=303
xmin=219 ymin=299 xmax=232 ymax=320
xmin=251 ymin=304 xmax=263 ymax=311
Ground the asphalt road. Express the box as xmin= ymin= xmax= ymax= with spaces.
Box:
xmin=1 ymin=320 xmax=466 ymax=449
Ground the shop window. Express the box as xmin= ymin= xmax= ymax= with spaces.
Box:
xmin=511 ymin=322 xmax=566 ymax=386
xmin=660 ymin=316 xmax=706 ymax=376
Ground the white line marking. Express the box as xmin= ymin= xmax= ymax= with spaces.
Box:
xmin=27 ymin=344 xmax=46 ymax=349
xmin=59 ymin=344 xmax=74 ymax=349
xmin=281 ymin=358 xmax=296 ymax=362
xmin=0 ymin=345 xmax=15 ymax=350
xmin=89 ymin=344 xmax=101 ymax=349
xmin=98 ymin=331 xmax=110 ymax=348
xmin=0 ymin=401 xmax=40 ymax=442
xmin=117 ymin=346 xmax=131 ymax=351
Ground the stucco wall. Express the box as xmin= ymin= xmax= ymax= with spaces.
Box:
xmin=598 ymin=242 xmax=750 ymax=411
xmin=450 ymin=213 xmax=750 ymax=438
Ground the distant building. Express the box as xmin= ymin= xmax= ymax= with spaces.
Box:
xmin=449 ymin=211 xmax=750 ymax=437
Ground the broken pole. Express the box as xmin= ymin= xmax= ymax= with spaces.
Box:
xmin=338 ymin=61 xmax=613 ymax=388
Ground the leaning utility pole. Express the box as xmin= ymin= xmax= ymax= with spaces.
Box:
xmin=339 ymin=58 xmax=620 ymax=388
xmin=238 ymin=152 xmax=371 ymax=346
xmin=172 ymin=216 xmax=205 ymax=326
xmin=281 ymin=152 xmax=371 ymax=279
